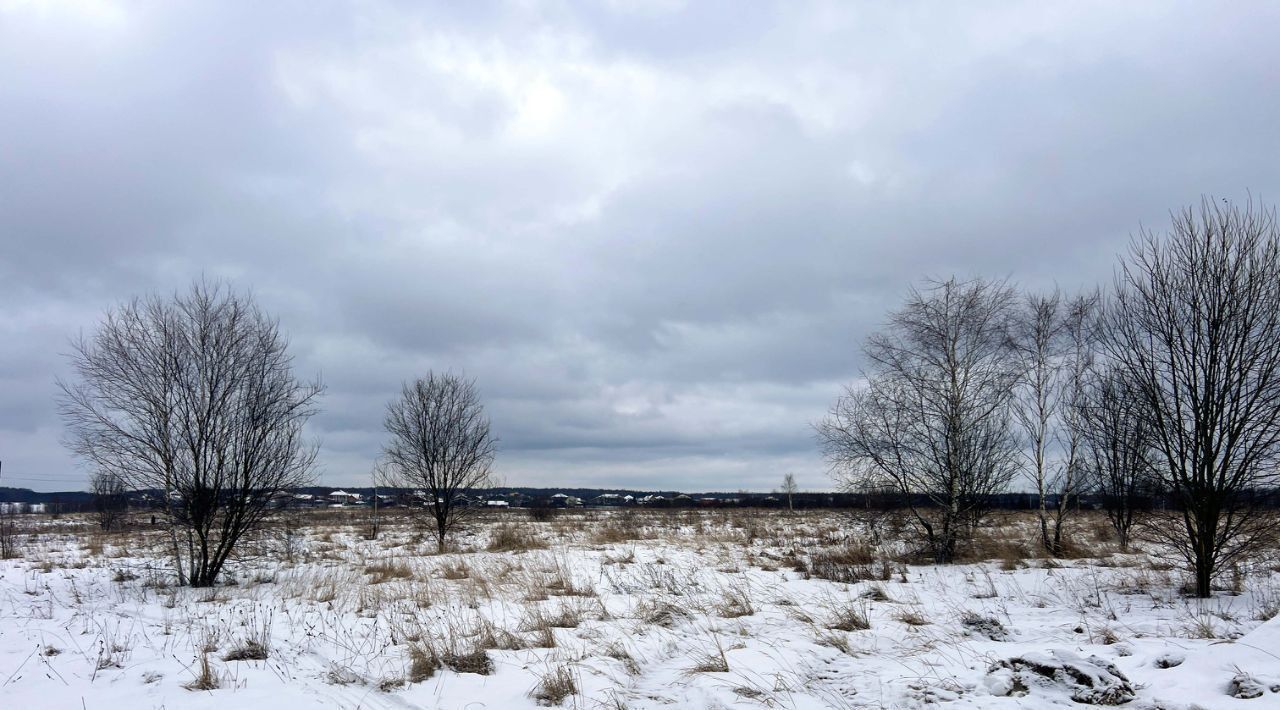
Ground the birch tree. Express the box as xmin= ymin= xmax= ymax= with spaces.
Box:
xmin=819 ymin=277 xmax=1021 ymax=562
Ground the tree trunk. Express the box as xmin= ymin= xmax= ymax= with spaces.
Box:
xmin=1193 ymin=515 xmax=1216 ymax=598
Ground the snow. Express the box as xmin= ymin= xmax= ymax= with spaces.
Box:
xmin=1143 ymin=615 xmax=1280 ymax=708
xmin=0 ymin=510 xmax=1277 ymax=708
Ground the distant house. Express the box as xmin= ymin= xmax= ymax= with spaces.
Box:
xmin=591 ymin=493 xmax=629 ymax=507
xmin=486 ymin=499 xmax=510 ymax=509
xmin=290 ymin=493 xmax=321 ymax=508
xmin=547 ymin=493 xmax=583 ymax=508
xmin=504 ymin=492 xmax=531 ymax=507
xmin=328 ymin=490 xmax=362 ymax=505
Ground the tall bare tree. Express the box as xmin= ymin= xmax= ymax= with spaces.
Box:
xmin=1076 ymin=366 xmax=1154 ymax=551
xmin=1012 ymin=289 xmax=1098 ymax=556
xmin=59 ymin=281 xmax=322 ymax=586
xmin=382 ymin=372 xmax=496 ymax=552
xmin=1104 ymin=197 xmax=1280 ymax=596
xmin=819 ymin=277 xmax=1021 ymax=563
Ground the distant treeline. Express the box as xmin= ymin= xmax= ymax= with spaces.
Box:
xmin=3 ymin=484 xmax=1275 ymax=514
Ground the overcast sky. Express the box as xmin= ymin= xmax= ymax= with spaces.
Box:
xmin=3 ymin=1 xmax=1279 ymax=492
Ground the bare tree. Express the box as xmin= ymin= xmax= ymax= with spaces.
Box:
xmin=819 ymin=277 xmax=1022 ymax=563
xmin=1104 ymin=197 xmax=1280 ymax=597
xmin=382 ymin=372 xmax=496 ymax=553
xmin=91 ymin=470 xmax=128 ymax=532
xmin=59 ymin=281 xmax=322 ymax=587
xmin=1011 ymin=289 xmax=1098 ymax=556
xmin=780 ymin=473 xmax=798 ymax=512
xmin=1076 ymin=366 xmax=1154 ymax=551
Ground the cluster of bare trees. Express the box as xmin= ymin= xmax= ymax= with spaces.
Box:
xmin=57 ymin=281 xmax=498 ymax=586
xmin=822 ymin=198 xmax=1280 ymax=595
xmin=54 ymin=198 xmax=1280 ymax=599
xmin=1010 ymin=289 xmax=1098 ymax=557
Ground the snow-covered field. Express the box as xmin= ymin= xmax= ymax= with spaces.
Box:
xmin=1 ymin=509 xmax=1277 ymax=709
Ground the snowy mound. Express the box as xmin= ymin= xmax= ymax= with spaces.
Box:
xmin=1145 ymin=614 xmax=1280 ymax=707
xmin=985 ymin=649 xmax=1134 ymax=705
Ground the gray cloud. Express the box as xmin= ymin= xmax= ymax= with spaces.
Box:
xmin=3 ymin=1 xmax=1280 ymax=492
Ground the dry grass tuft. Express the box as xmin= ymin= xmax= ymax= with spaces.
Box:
xmin=825 ymin=599 xmax=871 ymax=631
xmin=441 ymin=560 xmax=470 ymax=580
xmin=714 ymin=586 xmax=755 ymax=618
xmin=688 ymin=637 xmax=730 ymax=674
xmin=531 ymin=664 xmax=578 ymax=705
xmin=636 ymin=597 xmax=688 ymax=627
xmin=185 ymin=653 xmax=220 ymax=691
xmin=893 ymin=607 xmax=930 ymax=626
xmin=802 ymin=540 xmax=879 ymax=584
xmin=442 ymin=649 xmax=494 ymax=675
xmin=407 ymin=644 xmax=441 ymax=682
xmin=222 ymin=640 xmax=268 ymax=661
xmin=365 ymin=560 xmax=413 ymax=584
xmin=488 ymin=524 xmax=548 ymax=553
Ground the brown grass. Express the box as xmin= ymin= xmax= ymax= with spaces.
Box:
xmin=531 ymin=664 xmax=578 ymax=705
xmin=365 ymin=560 xmax=413 ymax=584
xmin=487 ymin=524 xmax=548 ymax=552
xmin=801 ymin=540 xmax=879 ymax=584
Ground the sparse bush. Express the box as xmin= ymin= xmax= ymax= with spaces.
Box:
xmin=0 ymin=516 xmax=21 ymax=560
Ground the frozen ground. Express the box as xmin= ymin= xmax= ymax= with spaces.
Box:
xmin=1 ymin=509 xmax=1277 ymax=709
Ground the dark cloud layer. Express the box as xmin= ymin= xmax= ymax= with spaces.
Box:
xmin=3 ymin=1 xmax=1279 ymax=491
